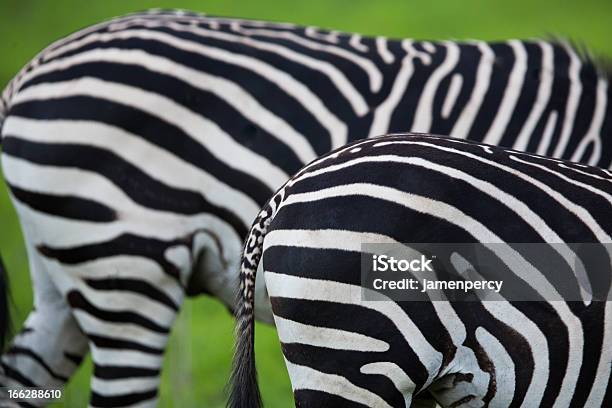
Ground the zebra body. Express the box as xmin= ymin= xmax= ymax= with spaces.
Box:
xmin=0 ymin=9 xmax=611 ymax=406
xmin=231 ymin=134 xmax=612 ymax=408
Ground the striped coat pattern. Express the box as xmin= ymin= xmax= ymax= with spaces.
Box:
xmin=0 ymin=9 xmax=610 ymax=406
xmin=231 ymin=134 xmax=612 ymax=408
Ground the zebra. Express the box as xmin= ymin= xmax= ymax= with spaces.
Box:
xmin=229 ymin=133 xmax=612 ymax=408
xmin=0 ymin=8 xmax=611 ymax=406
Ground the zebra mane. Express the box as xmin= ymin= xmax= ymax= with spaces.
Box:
xmin=547 ymin=35 xmax=612 ymax=80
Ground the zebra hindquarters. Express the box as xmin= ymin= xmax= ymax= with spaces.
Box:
xmin=258 ymin=133 xmax=612 ymax=407
xmin=1 ymin=128 xmax=195 ymax=406
xmin=261 ymin=204 xmax=454 ymax=407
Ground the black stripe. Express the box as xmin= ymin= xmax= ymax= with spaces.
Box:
xmin=93 ymin=364 xmax=159 ymax=379
xmin=64 ymin=351 xmax=84 ymax=366
xmin=84 ymin=278 xmax=179 ymax=311
xmin=7 ymin=96 xmax=257 ymax=238
xmin=293 ymin=389 xmax=370 ymax=407
xmin=23 ymin=33 xmax=334 ymax=157
xmin=37 ymin=233 xmax=183 ymax=281
xmin=90 ymin=389 xmax=157 ymax=407
xmin=388 ymin=43 xmax=447 ymax=131
xmin=66 ymin=290 xmax=170 ymax=334
xmin=89 ymin=334 xmax=164 ymax=355
xmin=465 ymin=42 xmax=515 ymax=142
xmin=21 ymin=59 xmax=308 ymax=174
xmin=2 ymin=136 xmax=244 ymax=231
xmin=8 ymin=184 xmax=116 ymax=223
xmin=5 ymin=347 xmax=68 ymax=382
xmin=433 ymin=42 xmax=480 ymax=136
xmin=0 ymin=362 xmax=37 ymax=387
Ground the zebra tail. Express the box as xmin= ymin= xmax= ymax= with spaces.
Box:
xmin=0 ymin=254 xmax=10 ymax=350
xmin=228 ymin=189 xmax=286 ymax=408
xmin=0 ymin=91 xmax=7 ymax=145
xmin=0 ymin=87 xmax=11 ymax=348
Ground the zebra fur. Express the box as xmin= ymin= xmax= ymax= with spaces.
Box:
xmin=1 ymin=8 xmax=612 ymax=405
xmin=230 ymin=133 xmax=612 ymax=407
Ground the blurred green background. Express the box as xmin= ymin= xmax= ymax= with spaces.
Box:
xmin=0 ymin=0 xmax=611 ymax=406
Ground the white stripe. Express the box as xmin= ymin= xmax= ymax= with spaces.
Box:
xmin=61 ymin=256 xmax=183 ymax=306
xmin=5 ymin=161 xmax=240 ymax=250
xmin=284 ymin=359 xmax=393 ymax=408
xmin=361 ymin=362 xmax=415 ymax=406
xmin=292 ymin=153 xmax=595 ymax=303
xmin=374 ymin=140 xmax=611 ymax=242
xmin=41 ymin=26 xmax=348 ymax=148
xmin=0 ymin=353 xmax=59 ymax=388
xmin=91 ymin=20 xmax=367 ymax=115
xmin=91 ymin=377 xmax=159 ymax=396
xmin=280 ymin=184 xmax=573 ymax=301
xmin=266 ymin=271 xmax=443 ymax=387
xmin=90 ymin=347 xmax=163 ymax=369
xmin=513 ymin=41 xmax=555 ymax=151
xmin=71 ymin=281 xmax=176 ymax=327
xmin=481 ymin=301 xmax=548 ymax=405
xmin=265 ymin=228 xmax=400 ymax=252
xmin=450 ymin=42 xmax=494 ymax=139
xmin=274 ymin=315 xmax=390 ymax=352
xmin=536 ymin=111 xmax=558 ymax=156
xmin=72 ymin=311 xmax=168 ymax=349
xmin=584 ymin=301 xmax=612 ymax=407
xmin=275 ymin=181 xmax=585 ymax=402
xmin=571 ymin=79 xmax=608 ymax=165
xmin=482 ymin=40 xmax=527 ymax=145
xmin=302 ymin=166 xmax=587 ymax=405
xmin=421 ymin=42 xmax=436 ymax=53
xmin=233 ymin=26 xmax=383 ymax=93
xmin=304 ymin=27 xmax=340 ymax=44
xmin=553 ymin=43 xmax=583 ymax=158
xmin=368 ymin=52 xmax=415 ymax=137
xmin=3 ymin=116 xmax=260 ymax=226
xmin=510 ymin=155 xmax=612 ymax=206
xmin=558 ymin=163 xmax=612 ymax=181
xmin=441 ymin=73 xmax=463 ymax=119
xmin=411 ymin=42 xmax=460 ymax=133
xmin=12 ymin=78 xmax=289 ymax=190
xmin=21 ymin=47 xmax=319 ymax=164
xmin=349 ymin=34 xmax=369 ymax=52
xmin=376 ymin=37 xmax=395 ymax=64
xmin=475 ymin=327 xmax=515 ymax=406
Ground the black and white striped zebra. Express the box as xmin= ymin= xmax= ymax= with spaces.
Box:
xmin=0 ymin=9 xmax=611 ymax=406
xmin=229 ymin=133 xmax=612 ymax=408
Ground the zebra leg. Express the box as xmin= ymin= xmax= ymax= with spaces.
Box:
xmin=39 ymin=245 xmax=188 ymax=408
xmin=266 ymin=273 xmax=424 ymax=408
xmin=0 ymin=244 xmax=88 ymax=406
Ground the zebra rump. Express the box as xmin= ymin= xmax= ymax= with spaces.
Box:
xmin=230 ymin=133 xmax=612 ymax=407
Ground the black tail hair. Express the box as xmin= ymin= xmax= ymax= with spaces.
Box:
xmin=228 ymin=189 xmax=285 ymax=408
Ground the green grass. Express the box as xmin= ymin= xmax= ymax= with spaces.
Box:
xmin=0 ymin=0 xmax=611 ymax=406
